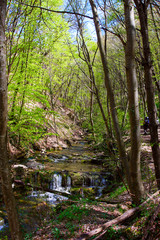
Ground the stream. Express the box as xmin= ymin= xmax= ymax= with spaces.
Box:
xmin=0 ymin=141 xmax=113 ymax=231
xmin=26 ymin=141 xmax=112 ymax=204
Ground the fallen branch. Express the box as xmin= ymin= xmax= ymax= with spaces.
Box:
xmin=77 ymin=191 xmax=160 ymax=240
xmin=13 ymin=179 xmax=71 ymax=198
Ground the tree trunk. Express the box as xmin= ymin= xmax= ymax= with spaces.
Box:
xmin=134 ymin=0 xmax=160 ymax=189
xmin=89 ymin=0 xmax=128 ymax=178
xmin=0 ymin=1 xmax=22 ymax=239
xmin=89 ymin=0 xmax=145 ymax=203
xmin=69 ymin=1 xmax=112 ymax=140
xmin=124 ymin=0 xmax=144 ymax=203
xmin=89 ymin=81 xmax=95 ymax=138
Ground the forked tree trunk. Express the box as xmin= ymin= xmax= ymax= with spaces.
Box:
xmin=0 ymin=1 xmax=22 ymax=239
xmin=124 ymin=0 xmax=144 ymax=202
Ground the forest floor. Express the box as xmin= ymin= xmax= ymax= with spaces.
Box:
xmin=33 ymin=127 xmax=160 ymax=239
xmin=22 ymin=127 xmax=160 ymax=240
xmin=0 ymin=127 xmax=160 ymax=240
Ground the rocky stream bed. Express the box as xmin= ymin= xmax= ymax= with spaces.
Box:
xmin=0 ymin=141 xmax=116 ymax=236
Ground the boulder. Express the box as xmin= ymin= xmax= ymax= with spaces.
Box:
xmin=26 ymin=160 xmax=45 ymax=170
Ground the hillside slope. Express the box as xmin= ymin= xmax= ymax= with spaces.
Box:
xmin=9 ymin=100 xmax=84 ymax=158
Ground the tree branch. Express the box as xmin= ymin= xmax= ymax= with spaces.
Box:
xmin=77 ymin=191 xmax=160 ymax=240
xmin=16 ymin=1 xmax=93 ymax=20
xmin=102 ymin=27 xmax=126 ymax=47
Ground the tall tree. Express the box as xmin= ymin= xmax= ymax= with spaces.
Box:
xmin=0 ymin=0 xmax=22 ymax=239
xmin=89 ymin=0 xmax=145 ymax=203
xmin=124 ymin=0 xmax=144 ymax=201
xmin=68 ymin=0 xmax=112 ymax=140
xmin=89 ymin=0 xmax=128 ymax=171
xmin=134 ymin=0 xmax=160 ymax=189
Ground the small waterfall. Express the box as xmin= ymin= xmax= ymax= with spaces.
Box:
xmin=67 ymin=176 xmax=71 ymax=187
xmin=49 ymin=173 xmax=71 ymax=193
xmin=90 ymin=176 xmax=95 ymax=187
xmin=66 ymin=176 xmax=71 ymax=192
xmin=50 ymin=173 xmax=62 ymax=190
xmin=90 ymin=174 xmax=100 ymax=187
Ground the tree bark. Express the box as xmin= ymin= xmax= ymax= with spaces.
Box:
xmin=89 ymin=0 xmax=128 ymax=176
xmin=0 ymin=1 xmax=22 ymax=239
xmin=134 ymin=0 xmax=160 ymax=189
xmin=89 ymin=0 xmax=145 ymax=203
xmin=89 ymin=81 xmax=95 ymax=138
xmin=124 ymin=0 xmax=144 ymax=203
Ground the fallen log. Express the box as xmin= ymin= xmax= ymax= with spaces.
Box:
xmin=77 ymin=191 xmax=160 ymax=240
xmin=13 ymin=179 xmax=71 ymax=198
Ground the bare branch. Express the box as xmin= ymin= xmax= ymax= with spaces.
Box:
xmin=16 ymin=1 xmax=93 ymax=20
xmin=102 ymin=27 xmax=126 ymax=47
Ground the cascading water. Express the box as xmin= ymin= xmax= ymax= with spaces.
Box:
xmin=50 ymin=173 xmax=62 ymax=190
xmin=49 ymin=173 xmax=71 ymax=193
xmin=27 ymin=141 xmax=112 ymax=203
xmin=67 ymin=176 xmax=72 ymax=189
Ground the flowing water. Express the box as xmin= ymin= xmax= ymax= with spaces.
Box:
xmin=0 ymin=141 xmax=112 ymax=231
xmin=0 ymin=218 xmax=4 ymax=231
xmin=28 ymin=141 xmax=112 ymax=204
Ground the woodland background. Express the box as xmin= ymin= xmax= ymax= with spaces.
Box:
xmin=0 ymin=0 xmax=160 ymax=239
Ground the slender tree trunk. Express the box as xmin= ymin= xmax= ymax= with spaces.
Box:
xmin=89 ymin=81 xmax=95 ymax=138
xmin=150 ymin=3 xmax=160 ymax=44
xmin=124 ymin=0 xmax=144 ymax=202
xmin=70 ymin=1 xmax=112 ymax=140
xmin=0 ymin=1 xmax=22 ymax=239
xmin=134 ymin=0 xmax=160 ymax=189
xmin=89 ymin=0 xmax=129 ymax=176
xmin=89 ymin=0 xmax=145 ymax=203
xmin=121 ymin=100 xmax=129 ymax=129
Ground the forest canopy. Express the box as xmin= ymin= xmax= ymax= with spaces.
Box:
xmin=0 ymin=0 xmax=160 ymax=239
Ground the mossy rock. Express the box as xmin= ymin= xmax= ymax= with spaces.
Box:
xmin=70 ymin=172 xmax=84 ymax=186
xmin=83 ymin=187 xmax=96 ymax=197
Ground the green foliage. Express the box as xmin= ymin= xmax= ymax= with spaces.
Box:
xmin=57 ymin=204 xmax=89 ymax=222
xmin=52 ymin=227 xmax=61 ymax=239
xmin=7 ymin=0 xmax=74 ymax=149
xmin=6 ymin=0 xmax=160 ymax=154
xmin=0 ymin=237 xmax=8 ymax=240
xmin=24 ymin=233 xmax=33 ymax=240
xmin=66 ymin=222 xmax=78 ymax=235
xmin=8 ymin=106 xmax=51 ymax=148
xmin=103 ymin=226 xmax=123 ymax=240
xmin=108 ymin=185 xmax=127 ymax=199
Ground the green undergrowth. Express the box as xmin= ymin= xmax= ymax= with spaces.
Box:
xmin=1 ymin=187 xmax=159 ymax=240
xmin=107 ymin=185 xmax=127 ymax=199
xmin=57 ymin=204 xmax=89 ymax=222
